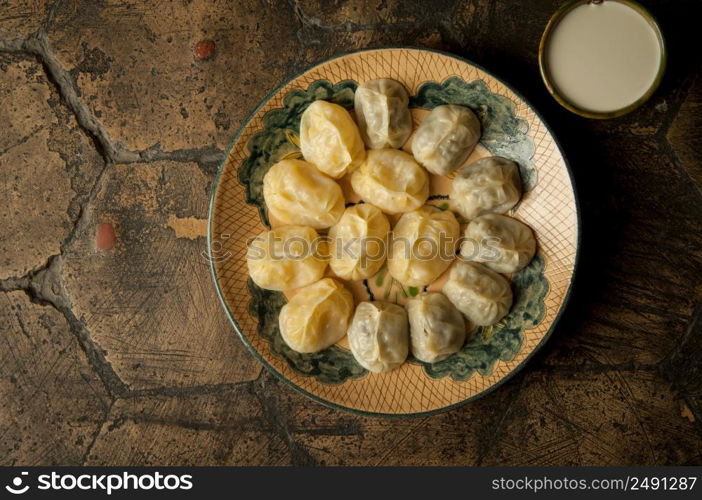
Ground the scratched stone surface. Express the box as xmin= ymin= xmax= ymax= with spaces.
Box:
xmin=0 ymin=53 xmax=103 ymax=280
xmin=0 ymin=0 xmax=700 ymax=465
xmin=60 ymin=160 xmax=262 ymax=390
xmin=0 ymin=291 xmax=110 ymax=466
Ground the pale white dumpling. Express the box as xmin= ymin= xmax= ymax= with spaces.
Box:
xmin=350 ymin=149 xmax=429 ymax=214
xmin=451 ymin=156 xmax=522 ymax=220
xmin=300 ymin=100 xmax=366 ymax=178
xmin=354 ymin=78 xmax=412 ymax=149
xmin=263 ymin=159 xmax=345 ymax=229
xmin=411 ymin=104 xmax=481 ymax=175
xmin=387 ymin=206 xmax=460 ymax=287
xmin=461 ymin=214 xmax=536 ymax=274
xmin=279 ymin=278 xmax=354 ymax=353
xmin=328 ymin=203 xmax=390 ymax=280
xmin=406 ymin=292 xmax=466 ymax=363
xmin=247 ymin=226 xmax=328 ymax=291
xmin=443 ymin=261 xmax=512 ymax=326
xmin=348 ymin=301 xmax=409 ymax=372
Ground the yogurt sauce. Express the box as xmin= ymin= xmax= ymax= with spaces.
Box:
xmin=544 ymin=1 xmax=662 ymax=114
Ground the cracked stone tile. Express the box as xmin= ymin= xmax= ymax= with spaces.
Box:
xmin=84 ymin=385 xmax=290 ymax=465
xmin=481 ymin=369 xmax=702 ymax=465
xmin=253 ymin=371 xmax=517 ymax=465
xmin=294 ymin=0 xmax=457 ymax=27
xmin=662 ymin=303 xmax=702 ymax=430
xmin=668 ymin=73 xmax=702 ymax=192
xmin=450 ymin=0 xmax=557 ymax=56
xmin=0 ymin=0 xmax=51 ymax=41
xmin=0 ymin=54 xmax=103 ymax=280
xmin=297 ymin=25 xmax=450 ymax=66
xmin=61 ymin=161 xmax=261 ymax=390
xmin=46 ymin=0 xmax=300 ymax=152
xmin=0 ymin=291 xmax=111 ymax=465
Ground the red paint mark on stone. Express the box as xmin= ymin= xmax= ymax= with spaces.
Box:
xmin=193 ymin=40 xmax=215 ymax=60
xmin=96 ymin=223 xmax=116 ymax=250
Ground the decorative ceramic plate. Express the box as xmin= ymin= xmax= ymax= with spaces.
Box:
xmin=209 ymin=47 xmax=580 ymax=417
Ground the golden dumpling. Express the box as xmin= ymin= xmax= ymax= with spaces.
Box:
xmin=461 ymin=214 xmax=536 ymax=274
xmin=263 ymin=159 xmax=345 ymax=229
xmin=354 ymin=78 xmax=412 ymax=149
xmin=299 ymin=100 xmax=366 ymax=178
xmin=387 ymin=206 xmax=460 ymax=287
xmin=279 ymin=278 xmax=354 ymax=353
xmin=412 ymin=104 xmax=481 ymax=175
xmin=328 ymin=203 xmax=390 ymax=280
xmin=451 ymin=156 xmax=522 ymax=220
xmin=247 ymin=225 xmax=327 ymax=291
xmin=348 ymin=301 xmax=409 ymax=372
xmin=443 ymin=261 xmax=512 ymax=326
xmin=350 ymin=149 xmax=429 ymax=215
xmin=406 ymin=292 xmax=466 ymax=363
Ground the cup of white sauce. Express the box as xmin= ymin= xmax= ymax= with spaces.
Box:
xmin=539 ymin=0 xmax=666 ymax=118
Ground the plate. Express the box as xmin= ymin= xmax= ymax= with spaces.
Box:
xmin=209 ymin=47 xmax=580 ymax=417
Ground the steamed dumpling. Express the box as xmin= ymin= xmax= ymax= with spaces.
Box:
xmin=279 ymin=278 xmax=354 ymax=353
xmin=328 ymin=203 xmax=390 ymax=280
xmin=354 ymin=78 xmax=412 ymax=149
xmin=461 ymin=214 xmax=536 ymax=274
xmin=247 ymin=225 xmax=328 ymax=291
xmin=406 ymin=292 xmax=466 ymax=363
xmin=443 ymin=261 xmax=512 ymax=326
xmin=411 ymin=104 xmax=481 ymax=175
xmin=451 ymin=156 xmax=522 ymax=220
xmin=350 ymin=149 xmax=429 ymax=214
xmin=300 ymin=100 xmax=366 ymax=178
xmin=263 ymin=159 xmax=345 ymax=229
xmin=348 ymin=301 xmax=409 ymax=372
xmin=387 ymin=206 xmax=460 ymax=287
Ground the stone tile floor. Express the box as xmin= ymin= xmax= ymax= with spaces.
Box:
xmin=0 ymin=0 xmax=700 ymax=465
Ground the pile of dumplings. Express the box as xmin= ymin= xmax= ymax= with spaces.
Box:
xmin=246 ymin=78 xmax=537 ymax=373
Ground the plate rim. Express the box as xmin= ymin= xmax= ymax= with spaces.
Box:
xmin=208 ymin=46 xmax=582 ymax=418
